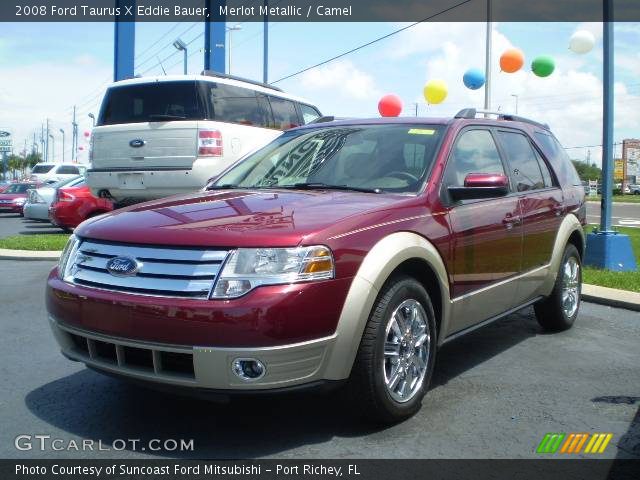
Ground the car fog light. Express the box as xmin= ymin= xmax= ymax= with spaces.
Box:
xmin=232 ymin=358 xmax=266 ymax=381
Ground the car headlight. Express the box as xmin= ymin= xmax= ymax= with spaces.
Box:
xmin=211 ymin=245 xmax=334 ymax=299
xmin=13 ymin=198 xmax=26 ymax=205
xmin=58 ymin=235 xmax=80 ymax=281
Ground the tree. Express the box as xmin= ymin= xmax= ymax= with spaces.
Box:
xmin=571 ymin=160 xmax=602 ymax=182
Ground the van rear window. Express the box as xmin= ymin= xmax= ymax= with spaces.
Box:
xmin=98 ymin=81 xmax=204 ymax=125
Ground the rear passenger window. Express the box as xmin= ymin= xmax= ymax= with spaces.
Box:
xmin=498 ymin=131 xmax=545 ymax=191
xmin=207 ymin=83 xmax=271 ymax=128
xmin=534 ymin=132 xmax=582 ymax=186
xmin=269 ymin=96 xmax=301 ymax=129
xmin=444 ymin=129 xmax=505 ymax=187
xmin=57 ymin=166 xmax=79 ymax=175
xmin=534 ymin=149 xmax=554 ymax=187
xmin=300 ymin=104 xmax=321 ymax=124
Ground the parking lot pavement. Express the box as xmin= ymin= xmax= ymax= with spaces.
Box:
xmin=1 ymin=260 xmax=638 ymax=460
xmin=0 ymin=213 xmax=62 ymax=239
xmin=587 ymin=202 xmax=640 ymax=228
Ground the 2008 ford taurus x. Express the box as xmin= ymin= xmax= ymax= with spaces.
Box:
xmin=47 ymin=109 xmax=586 ymax=423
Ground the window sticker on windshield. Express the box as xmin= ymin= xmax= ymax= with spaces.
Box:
xmin=408 ymin=128 xmax=436 ymax=135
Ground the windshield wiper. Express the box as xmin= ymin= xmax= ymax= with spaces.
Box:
xmin=277 ymin=182 xmax=382 ymax=194
xmin=148 ymin=114 xmax=187 ymax=121
xmin=206 ymin=183 xmax=243 ymax=190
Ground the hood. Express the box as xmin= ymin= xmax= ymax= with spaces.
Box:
xmin=76 ymin=189 xmax=416 ymax=247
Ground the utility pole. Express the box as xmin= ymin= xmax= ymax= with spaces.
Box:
xmin=45 ymin=119 xmax=50 ymax=162
xmin=484 ymin=0 xmax=492 ymax=114
xmin=72 ymin=106 xmax=78 ymax=163
xmin=40 ymin=124 xmax=45 ymax=158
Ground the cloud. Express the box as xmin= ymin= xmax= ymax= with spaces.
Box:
xmin=298 ymin=59 xmax=381 ymax=101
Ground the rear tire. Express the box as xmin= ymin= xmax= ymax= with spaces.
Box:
xmin=346 ymin=275 xmax=437 ymax=424
xmin=534 ymin=244 xmax=581 ymax=332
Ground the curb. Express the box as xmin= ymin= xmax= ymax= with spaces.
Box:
xmin=581 ymin=284 xmax=640 ymax=312
xmin=0 ymin=249 xmax=638 ymax=311
xmin=0 ymin=248 xmax=61 ymax=261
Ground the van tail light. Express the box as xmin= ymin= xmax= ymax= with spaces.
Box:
xmin=57 ymin=190 xmax=76 ymax=202
xmin=198 ymin=129 xmax=223 ymax=157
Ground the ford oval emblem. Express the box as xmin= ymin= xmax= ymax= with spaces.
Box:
xmin=106 ymin=257 xmax=140 ymax=277
xmin=129 ymin=138 xmax=145 ymax=148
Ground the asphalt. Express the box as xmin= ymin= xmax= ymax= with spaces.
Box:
xmin=0 ymin=212 xmax=62 ymax=238
xmin=587 ymin=202 xmax=640 ymax=228
xmin=1 ymin=260 xmax=638 ymax=460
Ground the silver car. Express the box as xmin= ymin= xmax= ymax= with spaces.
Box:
xmin=23 ymin=176 xmax=83 ymax=221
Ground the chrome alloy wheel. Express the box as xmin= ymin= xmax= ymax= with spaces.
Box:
xmin=382 ymin=299 xmax=431 ymax=403
xmin=561 ymin=256 xmax=580 ymax=318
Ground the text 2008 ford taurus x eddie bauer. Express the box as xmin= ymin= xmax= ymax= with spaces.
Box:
xmin=47 ymin=110 xmax=585 ymax=423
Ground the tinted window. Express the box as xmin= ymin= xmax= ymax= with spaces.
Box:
xmin=207 ymin=83 xmax=271 ymax=128
xmin=269 ymin=96 xmax=301 ymax=129
xmin=4 ymin=184 xmax=37 ymax=193
xmin=214 ymin=124 xmax=444 ymax=194
xmin=444 ymin=129 xmax=505 ymax=187
xmin=300 ymin=104 xmax=321 ymax=124
xmin=99 ymin=81 xmax=203 ymax=125
xmin=498 ymin=131 xmax=545 ymax=191
xmin=534 ymin=132 xmax=581 ymax=186
xmin=57 ymin=166 xmax=80 ymax=175
xmin=534 ymin=149 xmax=554 ymax=187
xmin=31 ymin=165 xmax=54 ymax=174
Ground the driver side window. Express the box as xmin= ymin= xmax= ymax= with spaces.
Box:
xmin=444 ymin=129 xmax=506 ymax=188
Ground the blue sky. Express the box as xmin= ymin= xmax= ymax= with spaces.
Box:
xmin=1 ymin=21 xmax=639 ymax=165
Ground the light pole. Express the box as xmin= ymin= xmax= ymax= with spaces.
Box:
xmin=48 ymin=134 xmax=55 ymax=163
xmin=511 ymin=94 xmax=519 ymax=114
xmin=484 ymin=0 xmax=492 ymax=114
xmin=59 ymin=129 xmax=65 ymax=163
xmin=173 ymin=38 xmax=188 ymax=75
xmin=226 ymin=25 xmax=242 ymax=75
xmin=88 ymin=113 xmax=95 ymax=127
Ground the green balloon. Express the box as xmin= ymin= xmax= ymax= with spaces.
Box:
xmin=532 ymin=55 xmax=555 ymax=77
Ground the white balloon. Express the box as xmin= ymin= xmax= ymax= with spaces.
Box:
xmin=569 ymin=30 xmax=596 ymax=54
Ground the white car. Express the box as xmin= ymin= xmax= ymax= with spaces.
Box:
xmin=23 ymin=176 xmax=83 ymax=221
xmin=86 ymin=72 xmax=322 ymax=202
xmin=30 ymin=163 xmax=86 ymax=183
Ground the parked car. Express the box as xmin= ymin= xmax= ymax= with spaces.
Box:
xmin=49 ymin=181 xmax=113 ymax=232
xmin=47 ymin=109 xmax=585 ymax=423
xmin=0 ymin=182 xmax=40 ymax=215
xmin=86 ymin=72 xmax=322 ymax=203
xmin=0 ymin=181 xmax=10 ymax=193
xmin=29 ymin=163 xmax=86 ymax=183
xmin=23 ymin=176 xmax=84 ymax=221
xmin=630 ymin=184 xmax=640 ymax=195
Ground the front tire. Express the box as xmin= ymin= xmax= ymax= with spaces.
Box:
xmin=347 ymin=275 xmax=437 ymax=424
xmin=534 ymin=244 xmax=581 ymax=331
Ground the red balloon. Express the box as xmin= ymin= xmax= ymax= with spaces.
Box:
xmin=84 ymin=131 xmax=91 ymax=137
xmin=378 ymin=94 xmax=403 ymax=117
xmin=78 ymin=146 xmax=84 ymax=151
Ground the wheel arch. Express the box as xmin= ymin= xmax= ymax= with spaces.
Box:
xmin=540 ymin=214 xmax=585 ymax=296
xmin=323 ymin=232 xmax=451 ymax=381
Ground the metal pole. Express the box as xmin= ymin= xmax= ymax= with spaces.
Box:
xmin=183 ymin=47 xmax=188 ymax=75
xmin=228 ymin=29 xmax=233 ymax=74
xmin=263 ymin=0 xmax=269 ymax=83
xmin=600 ymin=1 xmax=614 ymax=233
xmin=49 ymin=134 xmax=55 ymax=163
xmin=45 ymin=119 xmax=50 ymax=162
xmin=483 ymin=0 xmax=492 ymax=112
xmin=511 ymin=94 xmax=518 ymax=114
xmin=72 ymin=106 xmax=78 ymax=163
xmin=59 ymin=129 xmax=65 ymax=163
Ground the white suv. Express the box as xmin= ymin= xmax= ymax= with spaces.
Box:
xmin=30 ymin=163 xmax=86 ymax=183
xmin=86 ymin=73 xmax=322 ymax=202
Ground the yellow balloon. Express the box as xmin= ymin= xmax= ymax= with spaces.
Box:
xmin=423 ymin=80 xmax=448 ymax=104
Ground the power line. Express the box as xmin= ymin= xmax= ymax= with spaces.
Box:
xmin=270 ymin=0 xmax=474 ymax=84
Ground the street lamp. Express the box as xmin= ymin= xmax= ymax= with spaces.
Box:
xmin=173 ymin=38 xmax=188 ymax=75
xmin=226 ymin=25 xmax=242 ymax=75
xmin=511 ymin=94 xmax=519 ymax=114
xmin=88 ymin=113 xmax=95 ymax=127
xmin=59 ymin=129 xmax=65 ymax=163
xmin=48 ymin=134 xmax=55 ymax=163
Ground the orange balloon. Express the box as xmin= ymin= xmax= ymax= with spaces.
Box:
xmin=500 ymin=48 xmax=525 ymax=73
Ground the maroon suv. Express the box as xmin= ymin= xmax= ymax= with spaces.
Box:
xmin=47 ymin=109 xmax=585 ymax=422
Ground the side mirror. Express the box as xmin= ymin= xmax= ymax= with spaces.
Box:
xmin=448 ymin=173 xmax=509 ymax=201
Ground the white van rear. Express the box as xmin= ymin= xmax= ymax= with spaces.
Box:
xmin=87 ymin=73 xmax=322 ymax=202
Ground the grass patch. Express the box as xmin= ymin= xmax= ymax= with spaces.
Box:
xmin=586 ymin=195 xmax=640 ymax=203
xmin=0 ymin=234 xmax=70 ymax=251
xmin=583 ymin=224 xmax=640 ymax=292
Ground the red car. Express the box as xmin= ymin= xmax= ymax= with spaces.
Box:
xmin=49 ymin=181 xmax=113 ymax=232
xmin=0 ymin=182 xmax=40 ymax=214
xmin=47 ymin=110 xmax=586 ymax=423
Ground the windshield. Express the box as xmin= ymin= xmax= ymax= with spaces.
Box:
xmin=31 ymin=165 xmax=54 ymax=174
xmin=4 ymin=184 xmax=37 ymax=194
xmin=213 ymin=124 xmax=444 ymax=194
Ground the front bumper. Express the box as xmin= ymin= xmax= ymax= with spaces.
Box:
xmin=0 ymin=204 xmax=23 ymax=213
xmin=49 ymin=315 xmax=339 ymax=391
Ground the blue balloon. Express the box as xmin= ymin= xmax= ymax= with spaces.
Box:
xmin=463 ymin=68 xmax=486 ymax=90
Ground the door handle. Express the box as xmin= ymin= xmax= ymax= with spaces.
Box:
xmin=553 ymin=206 xmax=564 ymax=217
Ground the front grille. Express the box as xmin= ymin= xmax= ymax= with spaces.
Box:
xmin=65 ymin=329 xmax=195 ymax=380
xmin=68 ymin=239 xmax=228 ymax=299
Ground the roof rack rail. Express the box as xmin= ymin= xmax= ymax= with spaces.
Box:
xmin=200 ymin=70 xmax=283 ymax=92
xmin=454 ymin=108 xmax=550 ymax=130
xmin=309 ymin=116 xmax=341 ymax=124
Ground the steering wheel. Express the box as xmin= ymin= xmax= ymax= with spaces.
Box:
xmin=385 ymin=171 xmax=420 ymax=183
